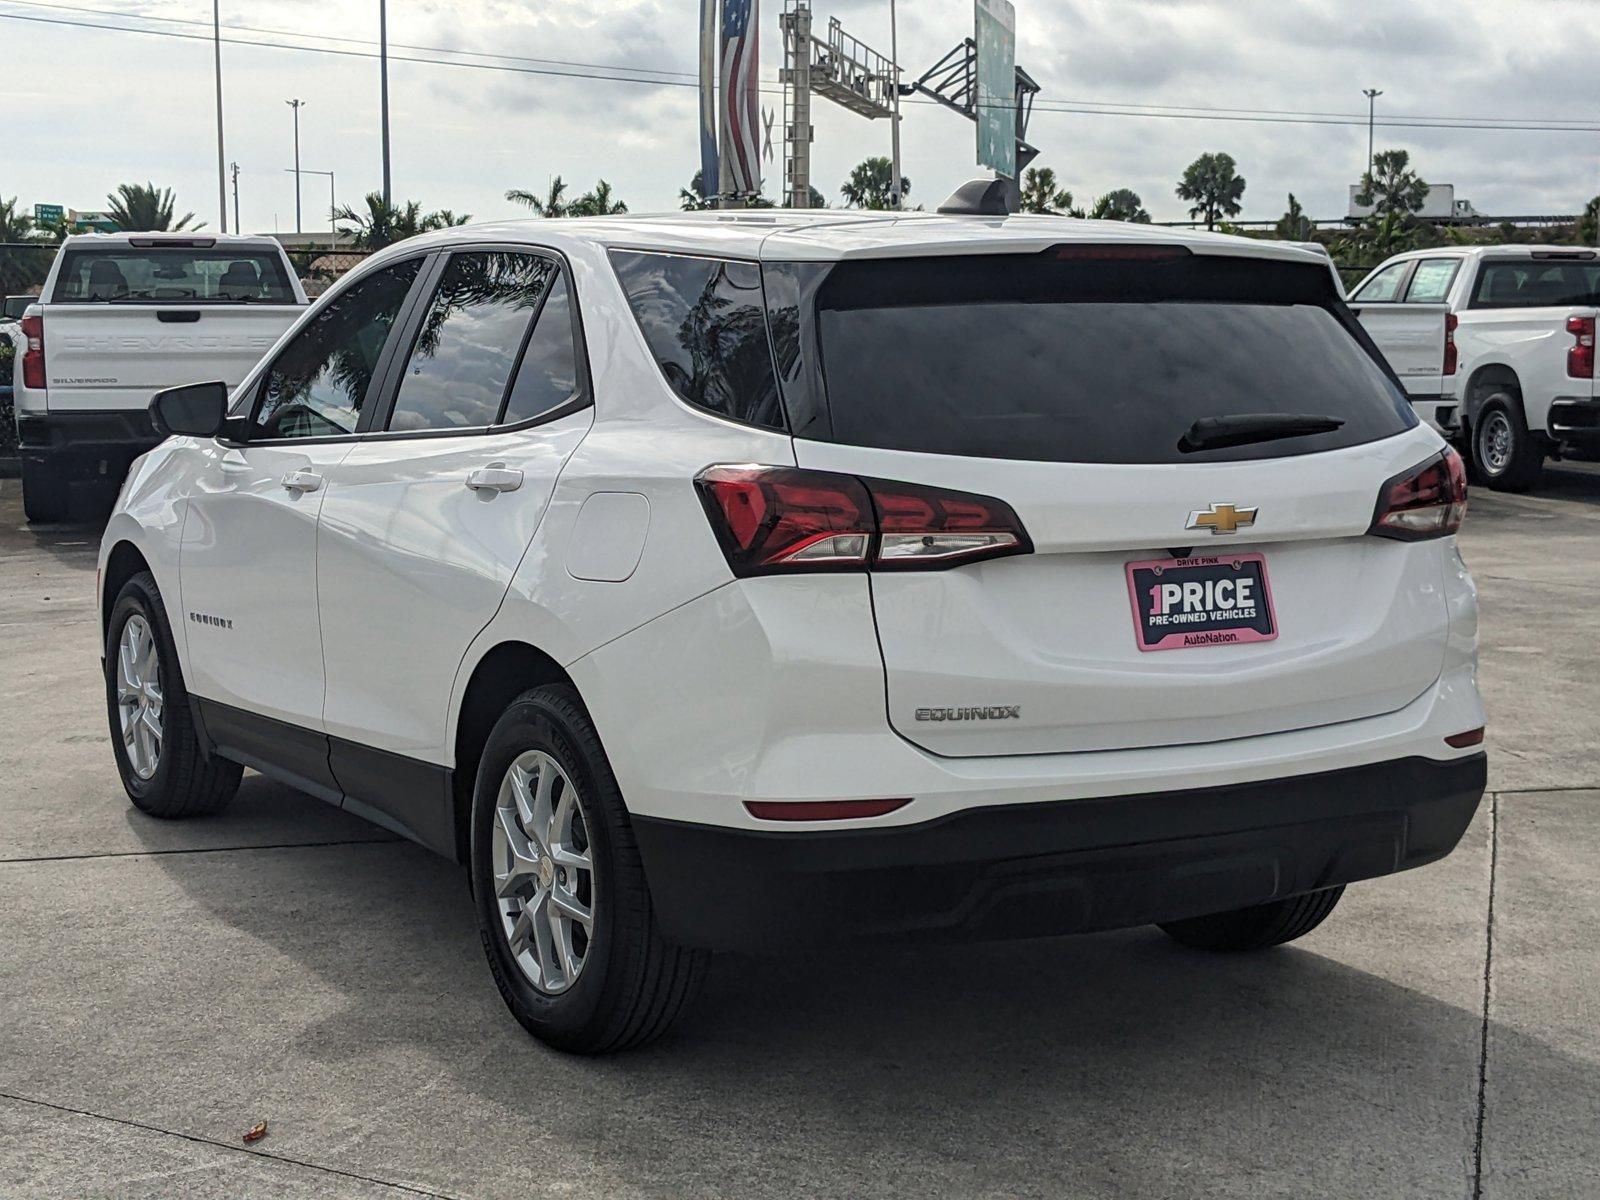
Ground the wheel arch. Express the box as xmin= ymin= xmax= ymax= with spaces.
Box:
xmin=1460 ymin=362 xmax=1522 ymax=431
xmin=450 ymin=640 xmax=576 ymax=864
xmin=101 ymin=539 xmax=154 ymax=639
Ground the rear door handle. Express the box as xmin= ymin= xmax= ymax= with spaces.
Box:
xmin=281 ymin=469 xmax=323 ymax=494
xmin=465 ymin=464 xmax=523 ymax=493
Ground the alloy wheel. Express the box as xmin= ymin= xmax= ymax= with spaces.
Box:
xmin=491 ymin=749 xmax=596 ymax=994
xmin=116 ymin=614 xmax=163 ymax=780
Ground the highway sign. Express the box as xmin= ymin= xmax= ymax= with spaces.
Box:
xmin=33 ymin=203 xmax=64 ymax=226
xmin=974 ymin=0 xmax=1016 ymax=177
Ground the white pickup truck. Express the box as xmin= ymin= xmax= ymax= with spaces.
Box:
xmin=1350 ymin=245 xmax=1600 ymax=491
xmin=9 ymin=232 xmax=307 ymax=521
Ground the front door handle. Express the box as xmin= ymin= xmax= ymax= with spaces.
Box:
xmin=466 ymin=464 xmax=523 ymax=494
xmin=281 ymin=469 xmax=323 ymax=494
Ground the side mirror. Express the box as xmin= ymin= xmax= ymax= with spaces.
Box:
xmin=3 ymin=296 xmax=33 ymax=320
xmin=151 ymin=381 xmax=229 ymax=438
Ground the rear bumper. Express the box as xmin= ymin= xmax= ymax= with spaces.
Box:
xmin=17 ymin=410 xmax=161 ymax=477
xmin=1548 ymin=397 xmax=1600 ymax=444
xmin=634 ymin=753 xmax=1487 ymax=952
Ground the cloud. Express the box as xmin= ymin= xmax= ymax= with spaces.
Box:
xmin=2 ymin=0 xmax=1595 ymax=233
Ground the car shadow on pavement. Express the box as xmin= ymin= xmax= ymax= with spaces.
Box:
xmin=125 ymin=823 xmax=1599 ymax=1198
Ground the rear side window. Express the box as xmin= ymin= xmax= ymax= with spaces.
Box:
xmin=609 ymin=250 xmax=785 ymax=431
xmin=1404 ymin=259 xmax=1460 ymax=304
xmin=1350 ymin=260 xmax=1410 ymax=303
xmin=53 ymin=247 xmax=296 ymax=304
xmin=387 ymin=251 xmax=558 ymax=432
xmin=253 ymin=258 xmax=420 ymax=439
xmin=1472 ymin=260 xmax=1600 ymax=309
xmin=770 ymin=251 xmax=1414 ymax=465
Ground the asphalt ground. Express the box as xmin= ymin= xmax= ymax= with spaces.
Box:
xmin=1 ymin=464 xmax=1597 ymax=1199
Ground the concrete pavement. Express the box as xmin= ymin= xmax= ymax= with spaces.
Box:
xmin=1 ymin=466 xmax=1596 ymax=1199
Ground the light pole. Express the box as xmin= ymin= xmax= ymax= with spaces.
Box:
xmin=286 ymin=99 xmax=305 ymax=233
xmin=379 ymin=0 xmax=392 ymax=205
xmin=287 ymin=168 xmax=337 ymax=251
xmin=888 ymin=0 xmax=902 ymax=210
xmin=213 ymin=0 xmax=227 ymax=231
xmin=230 ymin=161 xmax=240 ymax=232
xmin=1362 ymin=87 xmax=1383 ymax=185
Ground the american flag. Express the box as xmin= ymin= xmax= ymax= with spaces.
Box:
xmin=719 ymin=0 xmax=761 ymax=197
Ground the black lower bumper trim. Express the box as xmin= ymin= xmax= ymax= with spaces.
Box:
xmin=18 ymin=411 xmax=161 ymax=475
xmin=633 ymin=754 xmax=1487 ymax=953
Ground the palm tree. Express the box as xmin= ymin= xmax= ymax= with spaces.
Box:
xmin=840 ymin=157 xmax=910 ymax=210
xmin=106 ymin=182 xmax=198 ymax=232
xmin=568 ymin=180 xmax=628 ymax=217
xmin=334 ymin=193 xmax=464 ymax=250
xmin=1088 ymin=189 xmax=1152 ymax=223
xmin=506 ymin=178 xmax=569 ymax=219
xmin=1175 ymin=152 xmax=1246 ymax=231
xmin=1275 ymin=193 xmax=1314 ymax=240
xmin=1019 ymin=167 xmax=1082 ymax=216
xmin=680 ymin=170 xmax=714 ymax=211
xmin=1355 ymin=149 xmax=1429 ymax=220
xmin=1581 ymin=196 xmax=1600 ymax=247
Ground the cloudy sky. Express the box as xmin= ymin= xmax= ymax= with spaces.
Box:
xmin=5 ymin=0 xmax=1597 ymax=233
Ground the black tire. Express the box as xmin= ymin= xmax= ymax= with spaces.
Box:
xmin=469 ymin=684 xmax=708 ymax=1054
xmin=1158 ymin=886 xmax=1345 ymax=952
xmin=105 ymin=571 xmax=241 ymax=818
xmin=21 ymin=460 xmax=71 ymax=524
xmin=1471 ymin=394 xmax=1544 ymax=493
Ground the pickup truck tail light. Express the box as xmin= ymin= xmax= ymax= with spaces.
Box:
xmin=1443 ymin=313 xmax=1458 ymax=376
xmin=1566 ymin=315 xmax=1595 ymax=379
xmin=19 ymin=313 xmax=45 ymax=390
xmin=694 ymin=465 xmax=1032 ymax=577
xmin=1368 ymin=447 xmax=1468 ymax=541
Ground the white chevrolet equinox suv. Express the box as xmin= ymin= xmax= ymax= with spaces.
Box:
xmin=98 ymin=205 xmax=1486 ymax=1053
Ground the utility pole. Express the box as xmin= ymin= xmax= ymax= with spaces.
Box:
xmin=286 ymin=99 xmax=305 ymax=233
xmin=213 ymin=0 xmax=227 ymax=231
xmin=1362 ymin=87 xmax=1383 ymax=184
xmin=379 ymin=0 xmax=392 ymax=206
xmin=888 ymin=0 xmax=902 ymax=210
xmin=230 ymin=162 xmax=240 ymax=232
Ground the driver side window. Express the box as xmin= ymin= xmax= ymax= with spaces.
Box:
xmin=252 ymin=258 xmax=421 ymax=439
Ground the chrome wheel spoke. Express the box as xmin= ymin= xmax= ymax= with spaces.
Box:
xmin=116 ymin=616 xmax=162 ymax=780
xmin=492 ymin=749 xmax=595 ymax=995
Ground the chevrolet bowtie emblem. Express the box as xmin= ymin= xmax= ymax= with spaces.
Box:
xmin=1187 ymin=503 xmax=1258 ymax=535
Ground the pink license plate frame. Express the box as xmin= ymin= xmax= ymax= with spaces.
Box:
xmin=1124 ymin=553 xmax=1280 ymax=652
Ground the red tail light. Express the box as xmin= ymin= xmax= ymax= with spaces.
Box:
xmin=1369 ymin=447 xmax=1467 ymax=541
xmin=1443 ymin=312 xmax=1459 ymax=376
xmin=694 ymin=465 xmax=1032 ymax=577
xmin=20 ymin=313 xmax=45 ymax=390
xmin=1567 ymin=315 xmax=1595 ymax=379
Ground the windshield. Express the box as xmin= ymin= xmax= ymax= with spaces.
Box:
xmin=52 ymin=247 xmax=298 ymax=304
xmin=765 ymin=250 xmax=1415 ymax=465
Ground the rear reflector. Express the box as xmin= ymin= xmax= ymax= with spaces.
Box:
xmin=695 ymin=465 xmax=1031 ymax=576
xmin=1445 ymin=728 xmax=1485 ymax=748
xmin=744 ymin=798 xmax=911 ymax=822
xmin=1368 ymin=448 xmax=1467 ymax=541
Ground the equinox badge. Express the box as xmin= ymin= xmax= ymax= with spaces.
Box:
xmin=915 ymin=706 xmax=1021 ymax=722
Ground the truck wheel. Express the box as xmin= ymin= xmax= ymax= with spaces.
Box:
xmin=1158 ymin=886 xmax=1344 ymax=951
xmin=20 ymin=461 xmax=71 ymax=524
xmin=105 ymin=571 xmax=242 ymax=817
xmin=470 ymin=684 xmax=708 ymax=1054
xmin=1471 ymin=395 xmax=1544 ymax=492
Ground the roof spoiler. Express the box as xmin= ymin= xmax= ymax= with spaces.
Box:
xmin=126 ymin=236 xmax=218 ymax=249
xmin=937 ymin=178 xmax=1013 ymax=217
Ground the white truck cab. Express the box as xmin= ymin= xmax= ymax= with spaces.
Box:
xmin=1351 ymin=245 xmax=1600 ymax=491
xmin=12 ymin=232 xmax=307 ymax=521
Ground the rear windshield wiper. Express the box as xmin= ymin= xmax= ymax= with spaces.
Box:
xmin=1178 ymin=413 xmax=1345 ymax=454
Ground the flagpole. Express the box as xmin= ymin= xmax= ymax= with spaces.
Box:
xmin=700 ymin=0 xmax=720 ymax=208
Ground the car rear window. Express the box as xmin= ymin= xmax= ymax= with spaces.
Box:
xmin=1471 ymin=260 xmax=1600 ymax=309
xmin=52 ymin=247 xmax=296 ymax=304
xmin=765 ymin=250 xmax=1415 ymax=464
